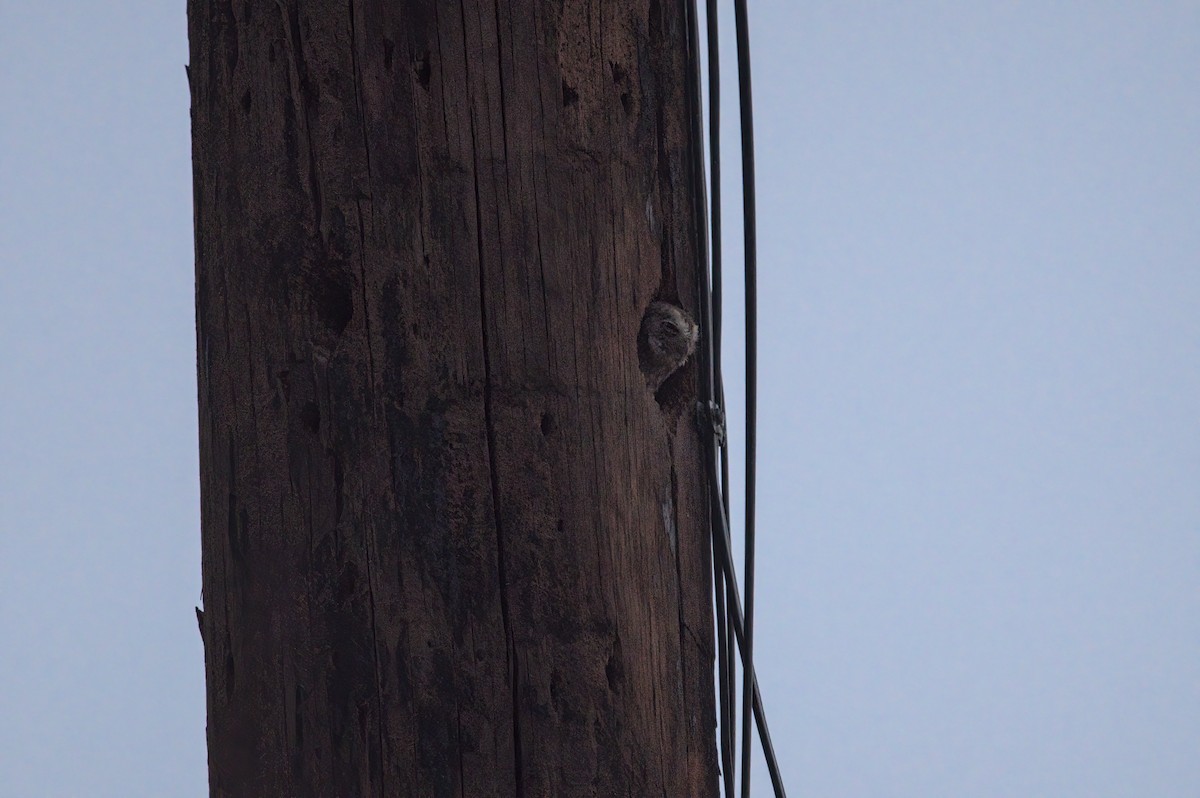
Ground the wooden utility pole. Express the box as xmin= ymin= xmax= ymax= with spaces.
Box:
xmin=189 ymin=1 xmax=717 ymax=795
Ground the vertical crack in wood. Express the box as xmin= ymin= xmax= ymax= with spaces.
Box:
xmin=455 ymin=701 xmax=467 ymax=798
xmin=346 ymin=0 xmax=374 ymax=190
xmin=530 ymin=177 xmax=553 ymax=372
xmin=347 ymin=6 xmax=384 ymax=790
xmin=468 ymin=82 xmax=525 ymax=798
xmin=278 ymin=0 xmax=325 ymax=243
xmin=668 ymin=436 xmax=692 ymax=769
xmin=433 ymin=2 xmax=452 ymax=134
xmin=362 ymin=518 xmax=387 ymax=795
xmin=219 ymin=430 xmax=234 ymax=698
xmin=609 ymin=202 xmax=631 ymax=402
xmin=492 ymin=0 xmax=509 ymax=163
xmin=353 ymin=199 xmax=377 ymax=408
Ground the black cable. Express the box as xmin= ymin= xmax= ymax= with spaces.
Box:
xmin=682 ymin=5 xmax=736 ymax=793
xmin=707 ymin=454 xmax=787 ymax=797
xmin=706 ymin=0 xmax=725 ymax=464
xmin=686 ymin=1 xmax=784 ymax=795
xmin=702 ymin=1 xmax=739 ymax=792
xmin=731 ymin=0 xmax=759 ymax=794
xmin=712 ymin=530 xmax=736 ymax=796
xmin=686 ymin=2 xmax=713 ymax=403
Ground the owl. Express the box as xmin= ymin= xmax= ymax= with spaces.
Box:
xmin=638 ymin=301 xmax=699 ymax=391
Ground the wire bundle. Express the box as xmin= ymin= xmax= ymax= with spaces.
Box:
xmin=684 ymin=0 xmax=787 ymax=795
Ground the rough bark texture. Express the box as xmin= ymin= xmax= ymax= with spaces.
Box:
xmin=189 ymin=1 xmax=717 ymax=795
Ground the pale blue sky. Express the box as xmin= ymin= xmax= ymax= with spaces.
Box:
xmin=2 ymin=2 xmax=1197 ymax=796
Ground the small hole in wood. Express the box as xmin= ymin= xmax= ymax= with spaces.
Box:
xmin=336 ymin=563 xmax=357 ymax=601
xmin=300 ymin=402 xmax=320 ymax=434
xmin=382 ymin=39 xmax=395 ymax=71
xmin=276 ymin=369 xmax=291 ymax=401
xmin=561 ymin=80 xmax=579 ymax=107
xmin=540 ymin=411 xmax=556 ymax=436
xmin=605 ymin=651 xmax=623 ymax=692
xmin=313 ymin=275 xmax=353 ymax=335
xmin=414 ymin=52 xmax=431 ymax=89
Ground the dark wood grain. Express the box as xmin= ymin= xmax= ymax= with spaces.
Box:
xmin=190 ymin=1 xmax=718 ymax=794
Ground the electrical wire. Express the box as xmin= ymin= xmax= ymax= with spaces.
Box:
xmin=730 ymin=0 xmax=760 ymax=794
xmin=686 ymin=0 xmax=786 ymax=795
xmin=701 ymin=1 xmax=738 ymax=794
xmin=708 ymin=454 xmax=787 ymax=797
xmin=680 ymin=11 xmax=738 ymax=794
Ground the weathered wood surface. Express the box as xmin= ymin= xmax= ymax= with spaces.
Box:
xmin=189 ymin=1 xmax=717 ymax=795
